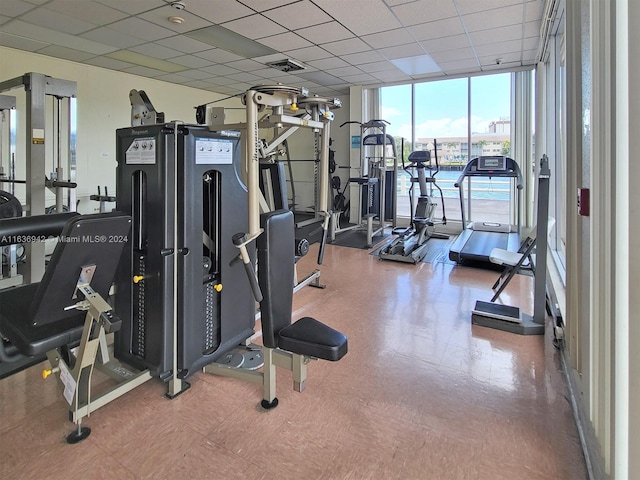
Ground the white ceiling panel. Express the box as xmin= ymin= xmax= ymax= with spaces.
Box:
xmin=371 ymin=70 xmax=412 ymax=82
xmin=312 ymin=0 xmax=401 ymax=35
xmin=0 ymin=16 xmax=11 ymax=26
xmin=84 ymin=56 xmax=135 ymax=70
xmin=183 ymin=79 xmax=218 ymax=89
xmin=523 ymin=36 xmax=540 ymax=51
xmin=237 ymin=0 xmax=300 ymax=12
xmin=0 ymin=0 xmax=37 ymax=17
xmin=80 ymin=27 xmax=148 ymax=49
xmin=307 ymin=56 xmax=350 ymax=70
xmin=454 ymin=0 xmax=523 ymax=15
xmin=18 ymin=9 xmax=97 ymax=36
xmin=223 ymin=59 xmax=265 ymax=71
xmin=226 ymin=71 xmax=262 ymax=83
xmin=200 ymin=64 xmax=242 ymax=76
xmin=122 ymin=65 xmax=167 ymax=77
xmin=5 ymin=20 xmax=117 ymax=54
xmin=258 ymin=32 xmax=312 ymax=51
xmin=138 ymin=7 xmax=214 ymax=33
xmin=46 ymin=0 xmax=129 ymax=25
xmin=263 ymin=1 xmax=333 ymax=30
xmin=154 ymin=73 xmax=194 ymax=83
xmin=295 ymin=21 xmax=353 ymax=44
xmin=222 ymin=15 xmax=287 ymax=40
xmin=436 ymin=58 xmax=479 ymax=71
xmin=408 ymin=17 xmax=465 ymax=42
xmin=321 ymin=38 xmax=371 ymax=56
xmin=430 ymin=46 xmax=476 ymax=63
xmin=94 ymin=0 xmax=166 ymax=15
xmin=340 ymin=50 xmax=385 ymax=65
xmin=107 ymin=17 xmax=176 ymax=41
xmin=384 ymin=0 xmax=419 ymax=5
xmin=358 ymin=61 xmax=399 ymax=73
xmin=474 ymin=39 xmax=522 ymax=58
xmin=525 ymin=0 xmax=545 ymax=22
xmin=378 ymin=43 xmax=424 ymax=60
xmin=420 ymin=34 xmax=470 ymax=53
xmin=325 ymin=65 xmax=363 ymax=77
xmin=461 ymin=4 xmax=524 ymax=32
xmin=283 ymin=45 xmax=332 ymax=61
xmin=483 ymin=60 xmax=521 ymax=71
xmin=157 ymin=35 xmax=214 ymax=53
xmin=469 ymin=25 xmax=522 ymax=46
xmin=360 ymin=28 xmax=415 ymax=49
xmin=131 ymin=42 xmax=184 ymax=60
xmin=478 ymin=52 xmax=521 ymax=65
xmin=339 ymin=72 xmax=376 ymax=83
xmin=166 ymin=54 xmax=212 ymax=68
xmin=522 ymin=48 xmax=538 ymax=62
xmin=181 ymin=0 xmax=255 ymax=23
xmin=36 ymin=45 xmax=96 ymax=62
xmin=524 ymin=20 xmax=541 ymax=38
xmin=0 ymin=31 xmax=49 ymax=51
xmin=193 ymin=48 xmax=245 ymax=63
xmin=179 ymin=69 xmax=217 ymax=80
xmin=392 ymin=0 xmax=458 ymax=27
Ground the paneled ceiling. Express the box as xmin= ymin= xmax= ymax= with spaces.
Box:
xmin=0 ymin=0 xmax=544 ymax=96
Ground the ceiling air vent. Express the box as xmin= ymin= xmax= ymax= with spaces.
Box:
xmin=266 ymin=59 xmax=306 ymax=73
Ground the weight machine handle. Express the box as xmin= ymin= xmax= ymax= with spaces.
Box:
xmin=232 ymin=232 xmax=263 ymax=303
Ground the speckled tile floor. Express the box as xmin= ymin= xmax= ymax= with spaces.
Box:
xmin=0 ymin=242 xmax=586 ymax=480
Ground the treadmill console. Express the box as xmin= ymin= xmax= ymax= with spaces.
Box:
xmin=477 ymin=156 xmax=507 ymax=171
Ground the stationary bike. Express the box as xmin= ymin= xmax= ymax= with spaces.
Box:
xmin=379 ymin=142 xmax=447 ymax=264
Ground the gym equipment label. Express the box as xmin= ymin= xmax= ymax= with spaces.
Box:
xmin=126 ymin=137 xmax=156 ymax=164
xmin=195 ymin=138 xmax=233 ymax=164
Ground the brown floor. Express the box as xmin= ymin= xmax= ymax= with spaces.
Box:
xmin=0 ymin=243 xmax=587 ymax=480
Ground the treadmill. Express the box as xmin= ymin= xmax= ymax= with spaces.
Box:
xmin=449 ymin=156 xmax=523 ymax=265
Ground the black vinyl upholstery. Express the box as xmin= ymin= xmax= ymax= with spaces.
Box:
xmin=0 ymin=212 xmax=131 ymax=356
xmin=257 ymin=210 xmax=347 ymax=361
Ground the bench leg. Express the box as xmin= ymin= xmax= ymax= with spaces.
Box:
xmin=292 ymin=353 xmax=307 ymax=392
xmin=261 ymin=347 xmax=278 ymax=409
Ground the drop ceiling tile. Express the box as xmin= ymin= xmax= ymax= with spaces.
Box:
xmin=525 ymin=0 xmax=544 ymax=22
xmin=223 ymin=59 xmax=265 ymax=71
xmin=167 ymin=54 xmax=212 ymax=68
xmin=462 ymin=4 xmax=524 ymax=32
xmin=237 ymin=0 xmax=299 ymax=12
xmin=251 ymin=53 xmax=293 ymax=64
xmin=307 ymin=57 xmax=350 ymax=70
xmin=312 ymin=0 xmax=401 ymax=35
xmin=283 ymin=45 xmax=332 ymax=62
xmin=36 ymin=45 xmax=96 ymax=62
xmin=154 ymin=73 xmax=194 ymax=83
xmin=392 ymin=0 xmax=458 ymax=26
xmin=25 ymin=0 xmax=50 ymax=4
xmin=371 ymin=70 xmax=412 ymax=82
xmin=522 ymin=48 xmax=538 ymax=62
xmin=0 ymin=0 xmax=37 ymax=17
xmin=84 ymin=56 xmax=135 ymax=70
xmin=524 ymin=20 xmax=541 ymax=38
xmin=325 ymin=65 xmax=363 ymax=77
xmin=221 ymin=14 xmax=286 ymax=40
xmin=295 ymin=21 xmax=354 ymax=44
xmin=226 ymin=71 xmax=262 ymax=83
xmin=107 ymin=17 xmax=176 ymax=41
xmin=122 ymin=65 xmax=167 ymax=77
xmin=378 ymin=43 xmax=424 ymax=60
xmin=214 ymin=85 xmax=241 ymax=95
xmin=523 ymin=36 xmax=539 ymax=51
xmin=80 ymin=27 xmax=147 ymax=49
xmin=0 ymin=15 xmax=10 ymax=25
xmin=358 ymin=61 xmax=398 ymax=73
xmin=0 ymin=31 xmax=49 ymax=51
xmin=258 ymin=32 xmax=312 ymax=51
xmin=193 ymin=48 xmax=244 ymax=63
xmin=139 ymin=6 xmax=214 ymax=33
xmin=5 ymin=20 xmax=117 ymax=54
xmin=157 ymin=35 xmax=214 ymax=53
xmin=420 ymin=34 xmax=470 ymax=53
xmin=479 ymin=52 xmax=521 ymax=66
xmin=483 ymin=60 xmax=521 ymax=71
xmin=263 ymin=1 xmax=332 ymax=30
xmin=297 ymin=70 xmax=344 ymax=86
xmin=431 ymin=47 xmax=476 ymax=63
xmin=46 ymin=0 xmax=128 ymax=25
xmin=340 ymin=50 xmax=385 ymax=65
xmin=339 ymin=72 xmax=376 ymax=83
xmin=384 ymin=0 xmax=419 ymax=5
xmin=408 ymin=17 xmax=465 ymax=42
xmin=178 ymin=69 xmax=215 ymax=80
xmin=181 ymin=0 xmax=255 ymax=23
xmin=20 ymin=7 xmax=97 ymax=34
xmin=360 ymin=28 xmax=415 ymax=49
xmin=201 ymin=64 xmax=242 ymax=76
xmin=94 ymin=0 xmax=166 ymax=15
xmin=131 ymin=42 xmax=184 ymax=60
xmin=322 ymin=38 xmax=371 ymax=56
xmin=469 ymin=25 xmax=522 ymax=46
xmin=474 ymin=40 xmax=521 ymax=57
xmin=184 ymin=79 xmax=221 ymax=89
xmin=455 ymin=0 xmax=523 ymax=15
xmin=437 ymin=58 xmax=479 ymax=71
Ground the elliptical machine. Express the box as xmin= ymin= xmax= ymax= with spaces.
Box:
xmin=379 ymin=141 xmax=447 ymax=264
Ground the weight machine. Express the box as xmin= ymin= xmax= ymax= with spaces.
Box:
xmin=332 ymin=120 xmax=397 ymax=248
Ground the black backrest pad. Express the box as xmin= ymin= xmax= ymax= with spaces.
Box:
xmin=257 ymin=210 xmax=295 ymax=349
xmin=29 ymin=212 xmax=132 ymax=327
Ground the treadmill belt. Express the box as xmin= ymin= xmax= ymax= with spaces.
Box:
xmin=462 ymin=231 xmax=509 ymax=261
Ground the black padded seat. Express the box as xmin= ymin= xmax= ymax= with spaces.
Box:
xmin=258 ymin=210 xmax=347 ymax=362
xmin=278 ymin=317 xmax=347 ymax=362
xmin=0 ymin=212 xmax=132 ymax=358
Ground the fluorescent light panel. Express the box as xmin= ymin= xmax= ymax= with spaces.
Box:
xmin=106 ymin=50 xmax=187 ymax=73
xmin=185 ymin=25 xmax=277 ymax=59
xmin=391 ymin=54 xmax=441 ymax=75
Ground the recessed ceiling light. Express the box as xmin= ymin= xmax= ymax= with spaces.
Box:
xmin=169 ymin=16 xmax=184 ymax=24
xmin=106 ymin=50 xmax=187 ymax=73
xmin=185 ymin=26 xmax=277 ymax=59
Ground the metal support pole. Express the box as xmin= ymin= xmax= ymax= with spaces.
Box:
xmin=246 ymin=90 xmax=260 ymax=237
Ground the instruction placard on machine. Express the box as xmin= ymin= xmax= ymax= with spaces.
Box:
xmin=195 ymin=138 xmax=233 ymax=165
xmin=126 ymin=137 xmax=156 ymax=164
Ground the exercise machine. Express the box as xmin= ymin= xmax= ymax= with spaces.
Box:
xmin=331 ymin=120 xmax=397 ymax=247
xmin=471 ymin=155 xmax=551 ymax=335
xmin=448 ymin=156 xmax=523 ymax=265
xmin=379 ymin=143 xmax=447 ymax=264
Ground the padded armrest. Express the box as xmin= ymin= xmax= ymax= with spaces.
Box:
xmin=277 ymin=316 xmax=348 ymax=362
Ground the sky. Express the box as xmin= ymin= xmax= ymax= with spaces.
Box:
xmin=380 ymin=73 xmax=511 ymax=141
